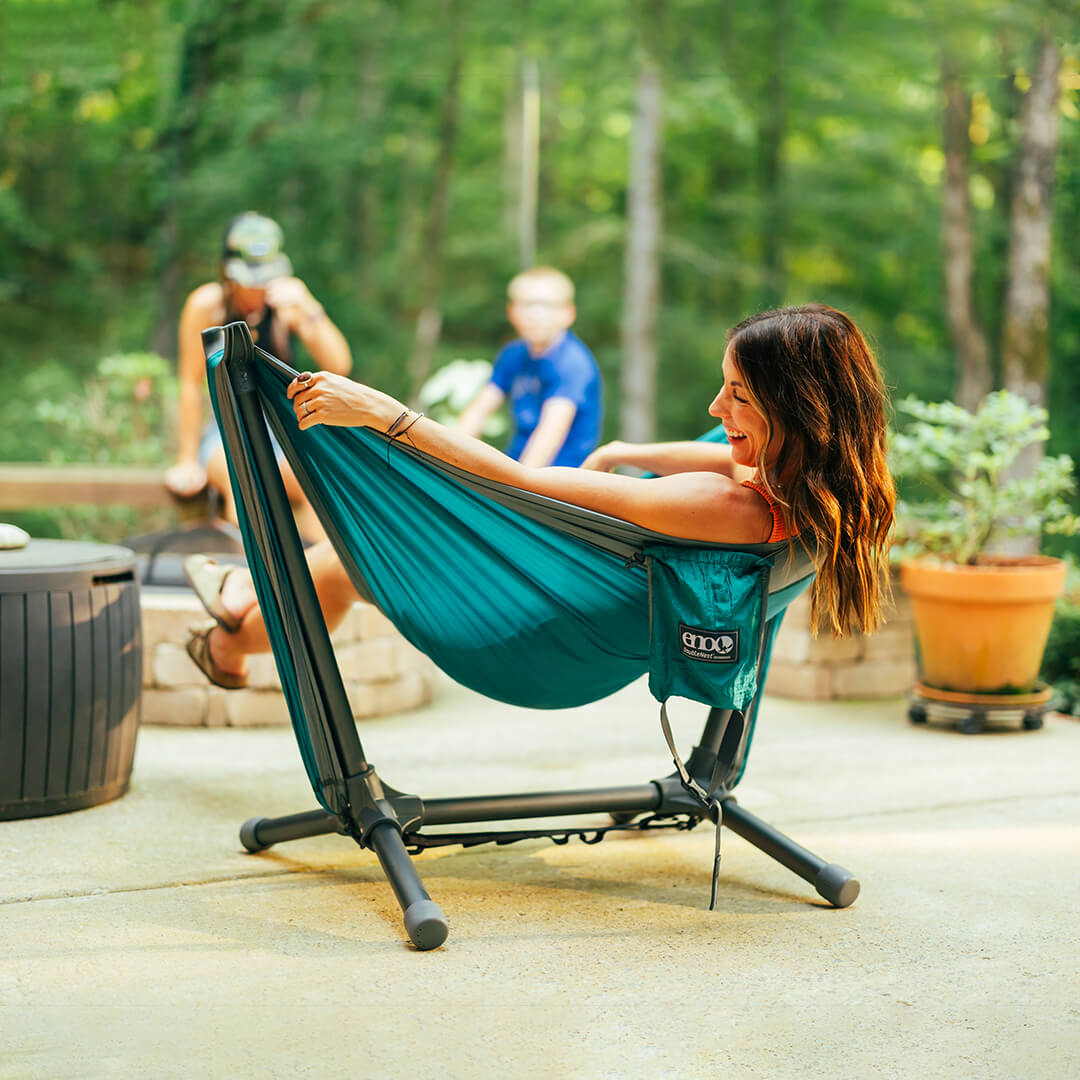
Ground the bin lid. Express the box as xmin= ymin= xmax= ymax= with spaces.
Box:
xmin=0 ymin=539 xmax=136 ymax=593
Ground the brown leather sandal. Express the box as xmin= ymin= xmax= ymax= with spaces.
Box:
xmin=185 ymin=621 xmax=248 ymax=690
xmin=183 ymin=554 xmax=243 ymax=633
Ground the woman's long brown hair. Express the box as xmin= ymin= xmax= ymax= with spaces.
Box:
xmin=727 ymin=304 xmax=895 ymax=636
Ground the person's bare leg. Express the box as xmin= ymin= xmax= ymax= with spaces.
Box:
xmin=207 ymin=540 xmax=358 ymax=677
xmin=205 ymin=446 xmax=238 ymax=525
xmin=215 ymin=566 xmax=258 ymax=627
xmin=279 ymin=460 xmax=327 ymax=543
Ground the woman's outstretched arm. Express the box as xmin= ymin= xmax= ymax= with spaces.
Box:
xmin=288 ymin=373 xmax=772 ymax=545
xmin=581 ymin=438 xmax=741 ymax=477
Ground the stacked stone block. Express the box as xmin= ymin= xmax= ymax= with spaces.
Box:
xmin=141 ymin=590 xmax=440 ymax=726
xmin=765 ymin=585 xmax=916 ymax=700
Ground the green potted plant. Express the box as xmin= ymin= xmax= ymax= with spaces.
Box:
xmin=889 ymin=390 xmax=1080 ymax=720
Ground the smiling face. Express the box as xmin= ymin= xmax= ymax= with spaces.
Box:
xmin=709 ymin=345 xmax=782 ymax=473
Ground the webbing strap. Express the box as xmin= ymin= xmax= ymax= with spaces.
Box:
xmin=659 ymin=703 xmax=745 ymax=910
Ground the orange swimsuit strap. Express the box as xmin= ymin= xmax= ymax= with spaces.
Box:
xmin=741 ymin=480 xmax=794 ymax=543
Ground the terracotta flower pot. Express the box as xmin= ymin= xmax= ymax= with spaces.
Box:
xmin=899 ymin=555 xmax=1066 ymax=694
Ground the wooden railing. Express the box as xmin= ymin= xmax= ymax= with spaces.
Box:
xmin=0 ymin=464 xmax=204 ymax=515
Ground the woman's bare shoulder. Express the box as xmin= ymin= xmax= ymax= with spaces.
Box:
xmin=643 ymin=471 xmax=775 ymax=544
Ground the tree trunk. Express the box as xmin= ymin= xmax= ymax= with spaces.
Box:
xmin=150 ymin=2 xmax=232 ymax=359
xmin=518 ymin=54 xmax=540 ymax=269
xmin=757 ymin=0 xmax=787 ymax=309
xmin=502 ymin=59 xmax=522 ymax=242
xmin=503 ymin=50 xmax=546 ymax=266
xmin=396 ymin=133 xmax=424 ymax=292
xmin=620 ymin=58 xmax=663 ymax=443
xmin=538 ymin=64 xmax=560 ymax=236
xmin=406 ymin=2 xmax=463 ymax=401
xmin=998 ymin=35 xmax=1061 ymax=554
xmin=353 ymin=1 xmax=389 ymax=300
xmin=941 ymin=51 xmax=991 ymax=410
xmin=1001 ymin=35 xmax=1060 ymax=410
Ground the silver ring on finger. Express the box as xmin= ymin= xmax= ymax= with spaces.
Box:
xmin=304 ymin=400 xmax=312 ymax=415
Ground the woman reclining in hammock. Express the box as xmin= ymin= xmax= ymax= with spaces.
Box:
xmin=184 ymin=303 xmax=895 ymax=689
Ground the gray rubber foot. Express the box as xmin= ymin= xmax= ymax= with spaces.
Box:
xmin=239 ymin=817 xmax=270 ymax=853
xmin=404 ymin=899 xmax=448 ymax=950
xmin=814 ymin=863 xmax=860 ymax=908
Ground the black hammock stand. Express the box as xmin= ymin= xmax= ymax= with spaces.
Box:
xmin=204 ymin=322 xmax=859 ymax=950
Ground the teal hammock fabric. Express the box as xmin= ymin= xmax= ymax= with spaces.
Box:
xmin=206 ymin=341 xmax=812 ymax=809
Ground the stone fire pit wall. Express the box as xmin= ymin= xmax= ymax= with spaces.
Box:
xmin=141 ymin=590 xmax=439 ymax=726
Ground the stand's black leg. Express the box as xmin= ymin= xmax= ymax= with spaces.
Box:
xmin=721 ymin=799 xmax=859 ymax=908
xmin=239 ymin=809 xmax=343 ymax=852
xmin=367 ymin=821 xmax=448 ymax=950
xmin=682 ymin=706 xmax=860 ymax=907
xmin=240 ymin=809 xmax=447 ymax=949
xmin=689 ymin=707 xmax=735 ymax=762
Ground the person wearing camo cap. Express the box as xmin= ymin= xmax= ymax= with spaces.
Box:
xmin=166 ymin=212 xmax=352 ymax=541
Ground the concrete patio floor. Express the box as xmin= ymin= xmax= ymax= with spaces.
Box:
xmin=2 ymin=675 xmax=1078 ymax=1079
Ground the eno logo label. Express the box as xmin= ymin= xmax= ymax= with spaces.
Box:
xmin=678 ymin=623 xmax=739 ymax=664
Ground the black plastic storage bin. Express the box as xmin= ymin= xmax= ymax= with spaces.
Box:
xmin=0 ymin=539 xmax=142 ymax=819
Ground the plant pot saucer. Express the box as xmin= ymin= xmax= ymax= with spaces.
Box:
xmin=913 ymin=681 xmax=1054 ymax=708
xmin=908 ymin=682 xmax=1054 ymax=734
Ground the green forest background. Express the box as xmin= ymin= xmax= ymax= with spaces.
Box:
xmin=0 ymin=0 xmax=1078 ymax=551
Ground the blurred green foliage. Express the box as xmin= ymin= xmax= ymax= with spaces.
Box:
xmin=33 ymin=351 xmax=176 ymax=466
xmin=3 ymin=350 xmax=177 ymax=541
xmin=0 ymin=0 xmax=1077 ymax=551
xmin=1041 ymin=556 xmax=1080 ymax=714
